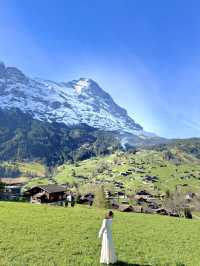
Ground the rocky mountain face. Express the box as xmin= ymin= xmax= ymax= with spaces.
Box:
xmin=0 ymin=61 xmax=145 ymax=136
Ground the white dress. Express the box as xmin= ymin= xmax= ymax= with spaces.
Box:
xmin=98 ymin=218 xmax=117 ymax=264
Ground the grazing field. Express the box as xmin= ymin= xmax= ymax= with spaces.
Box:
xmin=0 ymin=202 xmax=199 ymax=266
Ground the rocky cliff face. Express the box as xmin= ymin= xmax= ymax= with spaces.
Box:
xmin=0 ymin=61 xmax=144 ymax=135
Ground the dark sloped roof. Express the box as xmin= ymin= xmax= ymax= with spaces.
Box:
xmin=118 ymin=205 xmax=133 ymax=212
xmin=26 ymin=184 xmax=67 ymax=194
xmin=39 ymin=185 xmax=67 ymax=193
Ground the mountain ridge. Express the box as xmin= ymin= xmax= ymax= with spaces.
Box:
xmin=0 ymin=61 xmax=146 ymax=137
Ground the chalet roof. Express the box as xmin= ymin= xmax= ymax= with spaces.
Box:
xmin=156 ymin=208 xmax=169 ymax=214
xmin=40 ymin=185 xmax=67 ymax=193
xmin=81 ymin=193 xmax=94 ymax=198
xmin=134 ymin=194 xmax=149 ymax=200
xmin=27 ymin=185 xmax=67 ymax=194
xmin=118 ymin=205 xmax=133 ymax=212
xmin=136 ymin=190 xmax=152 ymax=196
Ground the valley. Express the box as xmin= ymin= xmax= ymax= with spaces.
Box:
xmin=3 ymin=147 xmax=200 ymax=209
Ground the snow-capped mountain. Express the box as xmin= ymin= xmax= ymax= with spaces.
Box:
xmin=0 ymin=61 xmax=146 ymax=135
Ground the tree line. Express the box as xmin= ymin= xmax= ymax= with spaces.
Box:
xmin=0 ymin=165 xmax=21 ymax=178
xmin=0 ymin=108 xmax=122 ymax=167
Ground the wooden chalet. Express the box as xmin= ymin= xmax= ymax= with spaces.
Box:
xmin=155 ymin=208 xmax=169 ymax=216
xmin=136 ymin=190 xmax=153 ymax=197
xmin=25 ymin=185 xmax=67 ymax=204
xmin=115 ymin=191 xmax=126 ymax=199
xmin=132 ymin=205 xmax=144 ymax=213
xmin=0 ymin=178 xmax=24 ymax=200
xmin=0 ymin=185 xmax=22 ymax=200
xmin=118 ymin=205 xmax=134 ymax=212
xmin=79 ymin=193 xmax=94 ymax=204
xmin=143 ymin=175 xmax=159 ymax=183
xmin=117 ymin=205 xmax=144 ymax=213
xmin=134 ymin=190 xmax=153 ymax=202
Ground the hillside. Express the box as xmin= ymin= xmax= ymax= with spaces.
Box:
xmin=0 ymin=108 xmax=120 ymax=166
xmin=152 ymin=138 xmax=200 ymax=160
xmin=0 ymin=202 xmax=199 ymax=266
xmin=19 ymin=148 xmax=200 ymax=196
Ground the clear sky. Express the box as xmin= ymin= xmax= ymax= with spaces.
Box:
xmin=1 ymin=0 xmax=200 ymax=138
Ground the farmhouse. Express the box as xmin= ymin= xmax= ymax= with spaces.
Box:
xmin=147 ymin=200 xmax=160 ymax=209
xmin=0 ymin=178 xmax=24 ymax=200
xmin=114 ymin=191 xmax=126 ymax=200
xmin=0 ymin=185 xmax=22 ymax=200
xmin=118 ymin=205 xmax=144 ymax=213
xmin=25 ymin=185 xmax=67 ymax=204
xmin=143 ymin=175 xmax=159 ymax=183
xmin=118 ymin=205 xmax=134 ymax=212
xmin=156 ymin=208 xmax=169 ymax=215
xmin=134 ymin=190 xmax=153 ymax=203
xmin=136 ymin=190 xmax=153 ymax=196
xmin=79 ymin=193 xmax=94 ymax=204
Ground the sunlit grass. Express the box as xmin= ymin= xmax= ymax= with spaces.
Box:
xmin=0 ymin=202 xmax=199 ymax=265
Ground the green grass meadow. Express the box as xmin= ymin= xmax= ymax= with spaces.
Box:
xmin=0 ymin=202 xmax=199 ymax=266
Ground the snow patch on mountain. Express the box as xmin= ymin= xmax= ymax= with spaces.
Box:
xmin=0 ymin=62 xmax=149 ymax=136
xmin=73 ymin=78 xmax=90 ymax=95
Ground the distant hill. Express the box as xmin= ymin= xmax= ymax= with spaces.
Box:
xmin=150 ymin=138 xmax=200 ymax=160
xmin=49 ymin=148 xmax=200 ymax=193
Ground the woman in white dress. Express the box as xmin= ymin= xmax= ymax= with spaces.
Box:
xmin=98 ymin=211 xmax=117 ymax=265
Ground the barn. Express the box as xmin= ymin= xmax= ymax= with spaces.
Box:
xmin=25 ymin=185 xmax=67 ymax=204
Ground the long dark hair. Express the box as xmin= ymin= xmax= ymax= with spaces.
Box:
xmin=105 ymin=210 xmax=114 ymax=219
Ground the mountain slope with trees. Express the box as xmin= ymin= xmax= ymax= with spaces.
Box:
xmin=0 ymin=108 xmax=121 ymax=166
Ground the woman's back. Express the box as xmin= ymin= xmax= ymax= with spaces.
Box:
xmin=104 ymin=219 xmax=112 ymax=234
xmin=99 ymin=212 xmax=117 ymax=264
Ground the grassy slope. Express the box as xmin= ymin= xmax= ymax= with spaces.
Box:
xmin=3 ymin=149 xmax=200 ymax=194
xmin=1 ymin=161 xmax=46 ymax=179
xmin=2 ymin=161 xmax=45 ymax=174
xmin=0 ymin=202 xmax=199 ymax=266
xmin=0 ymin=161 xmax=47 ymax=188
xmin=53 ymin=150 xmax=200 ymax=194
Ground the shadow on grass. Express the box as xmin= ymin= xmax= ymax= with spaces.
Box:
xmin=113 ymin=261 xmax=186 ymax=266
xmin=113 ymin=261 xmax=151 ymax=266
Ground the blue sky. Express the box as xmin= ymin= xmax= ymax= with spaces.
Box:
xmin=1 ymin=0 xmax=200 ymax=138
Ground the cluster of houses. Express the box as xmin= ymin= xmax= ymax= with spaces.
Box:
xmin=0 ymin=177 xmax=195 ymax=218
xmin=107 ymin=189 xmax=175 ymax=216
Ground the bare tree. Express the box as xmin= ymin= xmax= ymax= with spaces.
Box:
xmin=164 ymin=191 xmax=186 ymax=216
